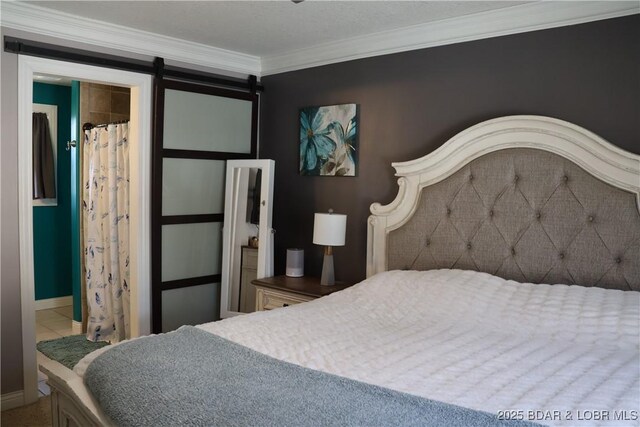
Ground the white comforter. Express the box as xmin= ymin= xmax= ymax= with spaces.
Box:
xmin=79 ymin=269 xmax=640 ymax=426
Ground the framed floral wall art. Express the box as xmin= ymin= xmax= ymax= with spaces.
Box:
xmin=299 ymin=103 xmax=358 ymax=176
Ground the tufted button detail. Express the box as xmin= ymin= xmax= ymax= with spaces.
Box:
xmin=588 ymin=216 xmax=594 ymax=223
xmin=559 ymin=252 xmax=565 ymax=260
xmin=511 ymin=247 xmax=516 ymax=255
xmin=425 ymin=239 xmax=431 ymax=246
xmin=489 ymin=210 xmax=494 ymax=217
xmin=535 ymin=212 xmax=541 ymax=220
xmin=563 ymin=175 xmax=569 ymax=183
xmin=446 ymin=208 xmax=451 ymax=215
xmin=467 ymin=243 xmax=472 ymax=250
xmin=514 ymin=175 xmax=519 ymax=182
xmin=615 ymin=257 xmax=621 ymax=264
xmin=469 ymin=174 xmax=474 ymax=181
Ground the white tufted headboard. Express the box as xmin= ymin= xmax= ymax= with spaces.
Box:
xmin=367 ymin=116 xmax=640 ymax=290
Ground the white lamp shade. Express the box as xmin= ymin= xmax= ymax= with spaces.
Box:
xmin=313 ymin=213 xmax=347 ymax=246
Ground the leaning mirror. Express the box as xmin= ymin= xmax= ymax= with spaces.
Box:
xmin=220 ymin=159 xmax=275 ymax=318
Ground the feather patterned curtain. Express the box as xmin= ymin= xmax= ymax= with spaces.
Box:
xmin=83 ymin=122 xmax=130 ymax=343
xmin=32 ymin=112 xmax=56 ymax=199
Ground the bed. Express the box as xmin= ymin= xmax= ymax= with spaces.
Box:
xmin=39 ymin=115 xmax=640 ymax=426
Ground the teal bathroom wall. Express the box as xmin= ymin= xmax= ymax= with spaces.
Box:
xmin=33 ymin=82 xmax=72 ymax=300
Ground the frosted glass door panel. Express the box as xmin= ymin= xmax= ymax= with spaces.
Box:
xmin=163 ymin=89 xmax=252 ymax=153
xmin=161 ymin=283 xmax=219 ymax=332
xmin=162 ymin=159 xmax=226 ymax=216
xmin=162 ymin=222 xmax=222 ymax=281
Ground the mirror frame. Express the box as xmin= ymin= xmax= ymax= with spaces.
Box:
xmin=220 ymin=159 xmax=275 ymax=318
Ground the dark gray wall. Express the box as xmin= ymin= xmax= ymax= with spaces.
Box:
xmin=1 ymin=28 xmax=23 ymax=395
xmin=260 ymin=15 xmax=640 ymax=284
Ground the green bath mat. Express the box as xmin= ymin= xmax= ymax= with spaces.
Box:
xmin=37 ymin=335 xmax=109 ymax=370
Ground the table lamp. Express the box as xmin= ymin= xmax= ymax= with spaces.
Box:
xmin=313 ymin=210 xmax=347 ymax=286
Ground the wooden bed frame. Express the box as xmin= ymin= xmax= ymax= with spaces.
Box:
xmin=41 ymin=115 xmax=640 ymax=426
xmin=38 ymin=353 xmax=110 ymax=426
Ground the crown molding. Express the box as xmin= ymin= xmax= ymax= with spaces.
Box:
xmin=0 ymin=1 xmax=261 ymax=75
xmin=1 ymin=1 xmax=637 ymax=77
xmin=261 ymin=1 xmax=639 ymax=75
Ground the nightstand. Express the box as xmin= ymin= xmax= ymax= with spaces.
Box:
xmin=252 ymin=276 xmax=352 ymax=311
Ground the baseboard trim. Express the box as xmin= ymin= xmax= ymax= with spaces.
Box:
xmin=1 ymin=390 xmax=24 ymax=411
xmin=71 ymin=320 xmax=83 ymax=335
xmin=35 ymin=296 xmax=72 ymax=311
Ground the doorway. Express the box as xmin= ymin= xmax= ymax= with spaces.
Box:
xmin=32 ymin=78 xmax=134 ymax=395
xmin=18 ymin=55 xmax=152 ymax=405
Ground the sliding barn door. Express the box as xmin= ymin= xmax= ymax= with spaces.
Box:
xmin=152 ymin=80 xmax=257 ymax=333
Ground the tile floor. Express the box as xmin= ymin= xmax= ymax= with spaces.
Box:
xmin=36 ymin=305 xmax=74 ymax=397
xmin=36 ymin=305 xmax=74 ymax=342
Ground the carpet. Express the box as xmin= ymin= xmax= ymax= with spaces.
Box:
xmin=1 ymin=395 xmax=51 ymax=427
xmin=37 ymin=335 xmax=109 ymax=370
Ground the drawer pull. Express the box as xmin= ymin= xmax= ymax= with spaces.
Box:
xmin=282 ymin=303 xmax=289 ymax=307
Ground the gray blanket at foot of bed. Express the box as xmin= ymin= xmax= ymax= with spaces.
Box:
xmin=85 ymin=326 xmax=536 ymax=427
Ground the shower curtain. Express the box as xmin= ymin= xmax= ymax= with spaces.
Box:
xmin=83 ymin=122 xmax=130 ymax=343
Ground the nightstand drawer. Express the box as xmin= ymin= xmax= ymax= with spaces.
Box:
xmin=252 ymin=276 xmax=353 ymax=312
xmin=256 ymin=287 xmax=313 ymax=311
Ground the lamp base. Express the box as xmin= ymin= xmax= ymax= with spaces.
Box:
xmin=320 ymin=247 xmax=335 ymax=286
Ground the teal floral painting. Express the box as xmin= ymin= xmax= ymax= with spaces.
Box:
xmin=299 ymin=103 xmax=358 ymax=176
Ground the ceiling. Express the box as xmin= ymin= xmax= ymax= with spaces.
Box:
xmin=27 ymin=1 xmax=530 ymax=56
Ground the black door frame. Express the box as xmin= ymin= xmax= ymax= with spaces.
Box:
xmin=151 ymin=78 xmax=258 ymax=333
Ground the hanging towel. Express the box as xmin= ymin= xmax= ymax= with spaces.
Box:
xmin=32 ymin=112 xmax=56 ymax=199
